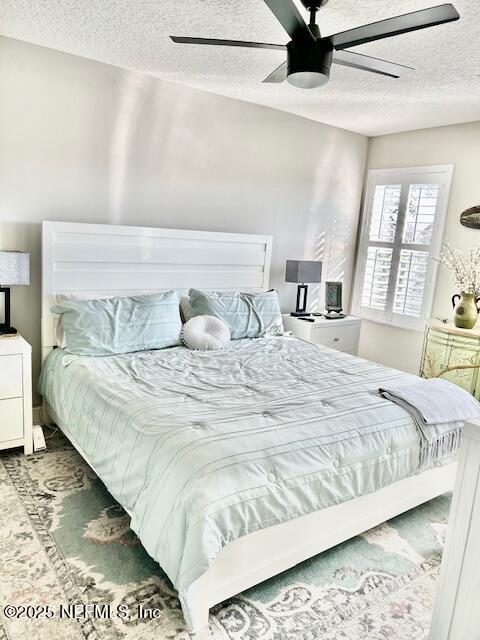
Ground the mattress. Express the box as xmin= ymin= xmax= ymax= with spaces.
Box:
xmin=38 ymin=335 xmax=454 ymax=598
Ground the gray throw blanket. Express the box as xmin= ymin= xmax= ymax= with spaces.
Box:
xmin=379 ymin=378 xmax=480 ymax=465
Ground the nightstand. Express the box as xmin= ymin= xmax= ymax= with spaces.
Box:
xmin=282 ymin=315 xmax=362 ymax=355
xmin=0 ymin=334 xmax=33 ymax=454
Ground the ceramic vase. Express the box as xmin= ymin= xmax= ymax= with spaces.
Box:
xmin=452 ymin=292 xmax=480 ymax=329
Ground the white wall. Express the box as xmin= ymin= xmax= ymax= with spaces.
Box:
xmin=358 ymin=121 xmax=480 ymax=374
xmin=0 ymin=36 xmax=368 ymax=400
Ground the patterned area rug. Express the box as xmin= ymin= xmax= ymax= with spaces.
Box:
xmin=0 ymin=434 xmax=450 ymax=640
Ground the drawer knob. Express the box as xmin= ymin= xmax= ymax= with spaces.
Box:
xmin=333 ymin=337 xmax=339 ymax=342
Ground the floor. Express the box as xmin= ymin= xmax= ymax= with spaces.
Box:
xmin=0 ymin=434 xmax=450 ymax=639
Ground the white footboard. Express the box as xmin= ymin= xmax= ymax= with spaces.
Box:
xmin=181 ymin=462 xmax=456 ymax=635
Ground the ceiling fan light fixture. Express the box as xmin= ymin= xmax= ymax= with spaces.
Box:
xmin=287 ymin=70 xmax=329 ymax=89
xmin=286 ymin=39 xmax=332 ymax=89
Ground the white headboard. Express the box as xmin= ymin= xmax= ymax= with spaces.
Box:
xmin=42 ymin=221 xmax=272 ymax=360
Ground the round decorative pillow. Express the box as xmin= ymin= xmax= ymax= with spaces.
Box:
xmin=181 ymin=315 xmax=231 ymax=351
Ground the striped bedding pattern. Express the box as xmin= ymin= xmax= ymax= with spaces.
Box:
xmin=38 ymin=336 xmax=455 ymax=598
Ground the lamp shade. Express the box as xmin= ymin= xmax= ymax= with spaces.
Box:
xmin=0 ymin=251 xmax=30 ymax=286
xmin=285 ymin=260 xmax=322 ymax=284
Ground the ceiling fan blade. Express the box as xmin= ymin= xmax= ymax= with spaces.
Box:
xmin=331 ymin=4 xmax=460 ymax=50
xmin=170 ymin=36 xmax=285 ymax=51
xmin=262 ymin=0 xmax=315 ymax=43
xmin=333 ymin=50 xmax=414 ymax=78
xmin=263 ymin=61 xmax=288 ymax=83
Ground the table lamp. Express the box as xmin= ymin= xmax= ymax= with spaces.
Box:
xmin=0 ymin=251 xmax=30 ymax=335
xmin=285 ymin=260 xmax=322 ymax=317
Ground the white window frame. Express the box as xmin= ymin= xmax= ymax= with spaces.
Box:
xmin=352 ymin=164 xmax=454 ymax=331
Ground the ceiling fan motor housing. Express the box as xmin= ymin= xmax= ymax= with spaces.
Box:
xmin=287 ymin=39 xmax=333 ymax=88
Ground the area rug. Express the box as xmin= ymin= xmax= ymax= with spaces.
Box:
xmin=0 ymin=434 xmax=450 ymax=640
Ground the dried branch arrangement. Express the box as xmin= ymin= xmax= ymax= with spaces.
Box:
xmin=438 ymin=241 xmax=480 ymax=296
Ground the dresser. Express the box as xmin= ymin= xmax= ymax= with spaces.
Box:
xmin=420 ymin=319 xmax=480 ymax=398
xmin=282 ymin=315 xmax=361 ymax=355
xmin=0 ymin=335 xmax=33 ymax=454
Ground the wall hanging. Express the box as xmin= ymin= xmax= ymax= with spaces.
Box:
xmin=460 ymin=206 xmax=480 ymax=229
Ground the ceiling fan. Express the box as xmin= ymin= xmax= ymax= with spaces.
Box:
xmin=170 ymin=1 xmax=459 ymax=89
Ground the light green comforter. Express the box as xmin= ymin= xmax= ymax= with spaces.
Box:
xmin=38 ymin=336 xmax=453 ymax=597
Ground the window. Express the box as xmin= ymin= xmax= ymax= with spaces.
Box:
xmin=353 ymin=165 xmax=453 ymax=330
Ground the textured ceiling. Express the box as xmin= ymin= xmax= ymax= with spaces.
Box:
xmin=1 ymin=0 xmax=479 ymax=136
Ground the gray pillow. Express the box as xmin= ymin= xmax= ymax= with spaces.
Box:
xmin=188 ymin=289 xmax=283 ymax=340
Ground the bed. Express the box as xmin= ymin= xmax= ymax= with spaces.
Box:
xmin=40 ymin=221 xmax=457 ymax=638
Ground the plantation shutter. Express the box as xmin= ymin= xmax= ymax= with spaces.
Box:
xmin=353 ymin=165 xmax=453 ymax=330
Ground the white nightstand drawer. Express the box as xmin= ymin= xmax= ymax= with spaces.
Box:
xmin=0 ymin=354 xmax=23 ymax=399
xmin=0 ymin=398 xmax=24 ymax=440
xmin=312 ymin=325 xmax=357 ymax=352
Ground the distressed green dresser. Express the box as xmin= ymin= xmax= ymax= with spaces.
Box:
xmin=420 ymin=319 xmax=480 ymax=398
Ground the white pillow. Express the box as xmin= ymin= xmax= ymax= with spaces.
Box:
xmin=181 ymin=315 xmax=231 ymax=351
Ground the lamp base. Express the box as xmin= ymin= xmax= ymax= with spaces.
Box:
xmin=0 ymin=326 xmax=17 ymax=336
xmin=293 ymin=284 xmax=309 ymax=315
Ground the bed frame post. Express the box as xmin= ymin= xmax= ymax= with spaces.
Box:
xmin=179 ymin=589 xmax=211 ymax=639
xmin=429 ymin=418 xmax=480 ymax=640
